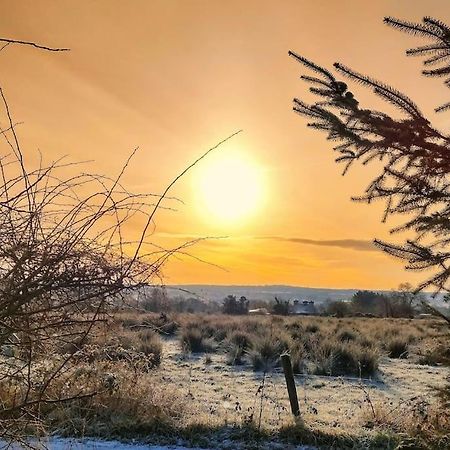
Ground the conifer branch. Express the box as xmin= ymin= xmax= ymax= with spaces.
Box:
xmin=290 ymin=16 xmax=450 ymax=294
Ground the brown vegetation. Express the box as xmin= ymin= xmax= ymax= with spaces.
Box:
xmin=1 ymin=311 xmax=448 ymax=448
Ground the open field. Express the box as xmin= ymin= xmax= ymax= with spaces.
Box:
xmin=2 ymin=312 xmax=448 ymax=449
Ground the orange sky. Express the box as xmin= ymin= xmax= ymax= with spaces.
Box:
xmin=1 ymin=0 xmax=449 ymax=289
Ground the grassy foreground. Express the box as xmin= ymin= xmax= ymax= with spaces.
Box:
xmin=1 ymin=313 xmax=449 ymax=449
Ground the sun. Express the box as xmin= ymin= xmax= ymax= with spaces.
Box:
xmin=195 ymin=151 xmax=264 ymax=224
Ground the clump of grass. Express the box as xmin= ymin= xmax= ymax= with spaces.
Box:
xmin=418 ymin=344 xmax=450 ymax=366
xmin=248 ymin=336 xmax=289 ymax=371
xmin=116 ymin=331 xmax=137 ymax=350
xmin=45 ymin=362 xmax=184 ymax=439
xmin=137 ymin=330 xmax=162 ymax=365
xmin=229 ymin=331 xmax=252 ymax=350
xmin=225 ymin=342 xmax=246 ymax=365
xmin=290 ymin=345 xmax=306 ymax=374
xmin=301 ymin=333 xmax=320 ymax=353
xmin=361 ymin=396 xmax=450 ymax=449
xmin=305 ymin=323 xmax=320 ymax=333
xmin=387 ymin=338 xmax=409 ymax=359
xmin=312 ymin=340 xmax=378 ymax=377
xmin=74 ymin=343 xmax=160 ymax=372
xmin=224 ymin=331 xmax=253 ymax=365
xmin=242 ymin=319 xmax=266 ymax=335
xmin=142 ymin=313 xmax=179 ymax=336
xmin=286 ymin=321 xmax=305 ymax=341
xmin=359 ymin=337 xmax=375 ymax=349
xmin=213 ymin=328 xmax=228 ymax=342
xmin=357 ymin=347 xmax=380 ymax=377
xmin=385 ymin=327 xmax=401 ymax=338
xmin=180 ymin=328 xmax=215 ymax=353
xmin=337 ymin=329 xmax=357 ymax=342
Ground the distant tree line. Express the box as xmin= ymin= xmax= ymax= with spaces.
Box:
xmin=325 ymin=283 xmax=427 ymax=318
xmin=219 ymin=284 xmax=430 ymax=318
xmin=136 ymin=284 xmax=432 ymax=319
xmin=138 ymin=288 xmax=220 ymax=314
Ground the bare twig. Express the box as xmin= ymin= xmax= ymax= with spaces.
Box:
xmin=0 ymin=38 xmax=69 ymax=52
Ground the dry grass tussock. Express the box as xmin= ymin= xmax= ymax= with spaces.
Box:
xmin=0 ymin=359 xmax=184 ymax=440
xmin=362 ymin=393 xmax=450 ymax=449
xmin=0 ymin=321 xmax=186 ymax=448
xmin=47 ymin=361 xmax=184 ymax=439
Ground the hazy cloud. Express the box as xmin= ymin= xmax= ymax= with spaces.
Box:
xmin=259 ymin=236 xmax=376 ymax=252
xmin=154 ymin=232 xmax=376 ymax=252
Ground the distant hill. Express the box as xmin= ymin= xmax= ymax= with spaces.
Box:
xmin=167 ymin=284 xmax=447 ymax=307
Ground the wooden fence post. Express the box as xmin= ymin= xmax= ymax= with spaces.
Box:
xmin=281 ymin=353 xmax=300 ymax=418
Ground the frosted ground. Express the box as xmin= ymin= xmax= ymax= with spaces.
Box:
xmin=20 ymin=337 xmax=445 ymax=449
xmin=3 ymin=322 xmax=448 ymax=450
xmin=159 ymin=339 xmax=447 ymax=434
xmin=5 ymin=438 xmax=315 ymax=449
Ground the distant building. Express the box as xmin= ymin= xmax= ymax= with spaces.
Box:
xmin=290 ymin=299 xmax=317 ymax=315
xmin=417 ymin=313 xmax=433 ymax=319
xmin=248 ymin=308 xmax=270 ymax=315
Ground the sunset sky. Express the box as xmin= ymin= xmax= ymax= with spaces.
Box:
xmin=1 ymin=0 xmax=449 ymax=289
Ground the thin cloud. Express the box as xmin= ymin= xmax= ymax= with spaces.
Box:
xmin=154 ymin=232 xmax=376 ymax=252
xmin=260 ymin=236 xmax=376 ymax=252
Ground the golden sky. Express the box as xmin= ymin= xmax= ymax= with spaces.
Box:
xmin=1 ymin=0 xmax=449 ymax=289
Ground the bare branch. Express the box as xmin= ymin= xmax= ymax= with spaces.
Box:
xmin=0 ymin=38 xmax=69 ymax=52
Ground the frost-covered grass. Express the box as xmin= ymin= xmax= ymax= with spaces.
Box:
xmin=2 ymin=314 xmax=449 ymax=449
xmin=140 ymin=313 xmax=449 ymax=378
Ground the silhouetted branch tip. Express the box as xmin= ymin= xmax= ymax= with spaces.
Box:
xmin=0 ymin=37 xmax=70 ymax=52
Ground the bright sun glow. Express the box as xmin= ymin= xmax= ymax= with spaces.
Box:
xmin=195 ymin=152 xmax=264 ymax=224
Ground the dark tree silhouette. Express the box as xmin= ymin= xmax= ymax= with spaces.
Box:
xmin=272 ymin=296 xmax=290 ymax=315
xmin=290 ymin=16 xmax=450 ymax=295
xmin=222 ymin=295 xmax=249 ymax=315
xmin=351 ymin=291 xmax=386 ymax=316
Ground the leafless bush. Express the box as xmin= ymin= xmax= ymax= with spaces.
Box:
xmin=0 ymin=119 xmax=176 ymax=442
xmin=0 ymin=38 xmax=239 ymax=444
